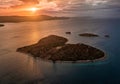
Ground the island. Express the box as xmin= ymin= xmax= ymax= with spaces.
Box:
xmin=104 ymin=35 xmax=110 ymax=38
xmin=65 ymin=32 xmax=71 ymax=34
xmin=79 ymin=33 xmax=99 ymax=37
xmin=0 ymin=15 xmax=69 ymax=23
xmin=0 ymin=24 xmax=4 ymax=27
xmin=17 ymin=35 xmax=105 ymax=63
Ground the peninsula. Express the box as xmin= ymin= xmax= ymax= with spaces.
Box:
xmin=17 ymin=35 xmax=105 ymax=62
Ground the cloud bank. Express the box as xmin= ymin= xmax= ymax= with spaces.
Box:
xmin=0 ymin=0 xmax=120 ymax=17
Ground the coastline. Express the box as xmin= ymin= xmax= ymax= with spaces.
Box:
xmin=24 ymin=52 xmax=106 ymax=63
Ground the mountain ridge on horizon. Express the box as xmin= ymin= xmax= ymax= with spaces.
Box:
xmin=0 ymin=15 xmax=69 ymax=23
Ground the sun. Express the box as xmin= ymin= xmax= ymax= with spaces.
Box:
xmin=28 ymin=7 xmax=39 ymax=12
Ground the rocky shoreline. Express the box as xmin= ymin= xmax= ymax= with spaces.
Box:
xmin=17 ymin=35 xmax=105 ymax=63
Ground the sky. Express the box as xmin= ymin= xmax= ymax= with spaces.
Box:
xmin=0 ymin=0 xmax=120 ymax=18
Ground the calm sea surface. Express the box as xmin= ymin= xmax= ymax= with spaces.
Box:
xmin=0 ymin=18 xmax=120 ymax=84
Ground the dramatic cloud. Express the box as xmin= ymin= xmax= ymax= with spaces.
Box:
xmin=0 ymin=0 xmax=120 ymax=17
xmin=0 ymin=0 xmax=120 ymax=9
xmin=0 ymin=0 xmax=23 ymax=7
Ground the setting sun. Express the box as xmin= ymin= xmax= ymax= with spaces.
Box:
xmin=28 ymin=7 xmax=39 ymax=12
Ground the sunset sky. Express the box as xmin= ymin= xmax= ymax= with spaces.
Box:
xmin=0 ymin=0 xmax=120 ymax=18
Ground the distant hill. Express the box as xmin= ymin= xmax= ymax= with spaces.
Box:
xmin=0 ymin=15 xmax=69 ymax=23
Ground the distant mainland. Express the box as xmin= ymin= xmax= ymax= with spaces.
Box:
xmin=17 ymin=35 xmax=105 ymax=63
xmin=0 ymin=15 xmax=69 ymax=23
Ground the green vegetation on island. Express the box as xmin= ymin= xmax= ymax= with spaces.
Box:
xmin=17 ymin=35 xmax=68 ymax=57
xmin=17 ymin=35 xmax=105 ymax=62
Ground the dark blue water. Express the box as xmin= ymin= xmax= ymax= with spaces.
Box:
xmin=0 ymin=18 xmax=120 ymax=84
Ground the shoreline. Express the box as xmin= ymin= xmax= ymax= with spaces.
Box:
xmin=52 ymin=56 xmax=106 ymax=63
xmin=26 ymin=53 xmax=106 ymax=63
xmin=40 ymin=49 xmax=106 ymax=64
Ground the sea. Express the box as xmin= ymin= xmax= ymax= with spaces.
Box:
xmin=0 ymin=17 xmax=120 ymax=84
